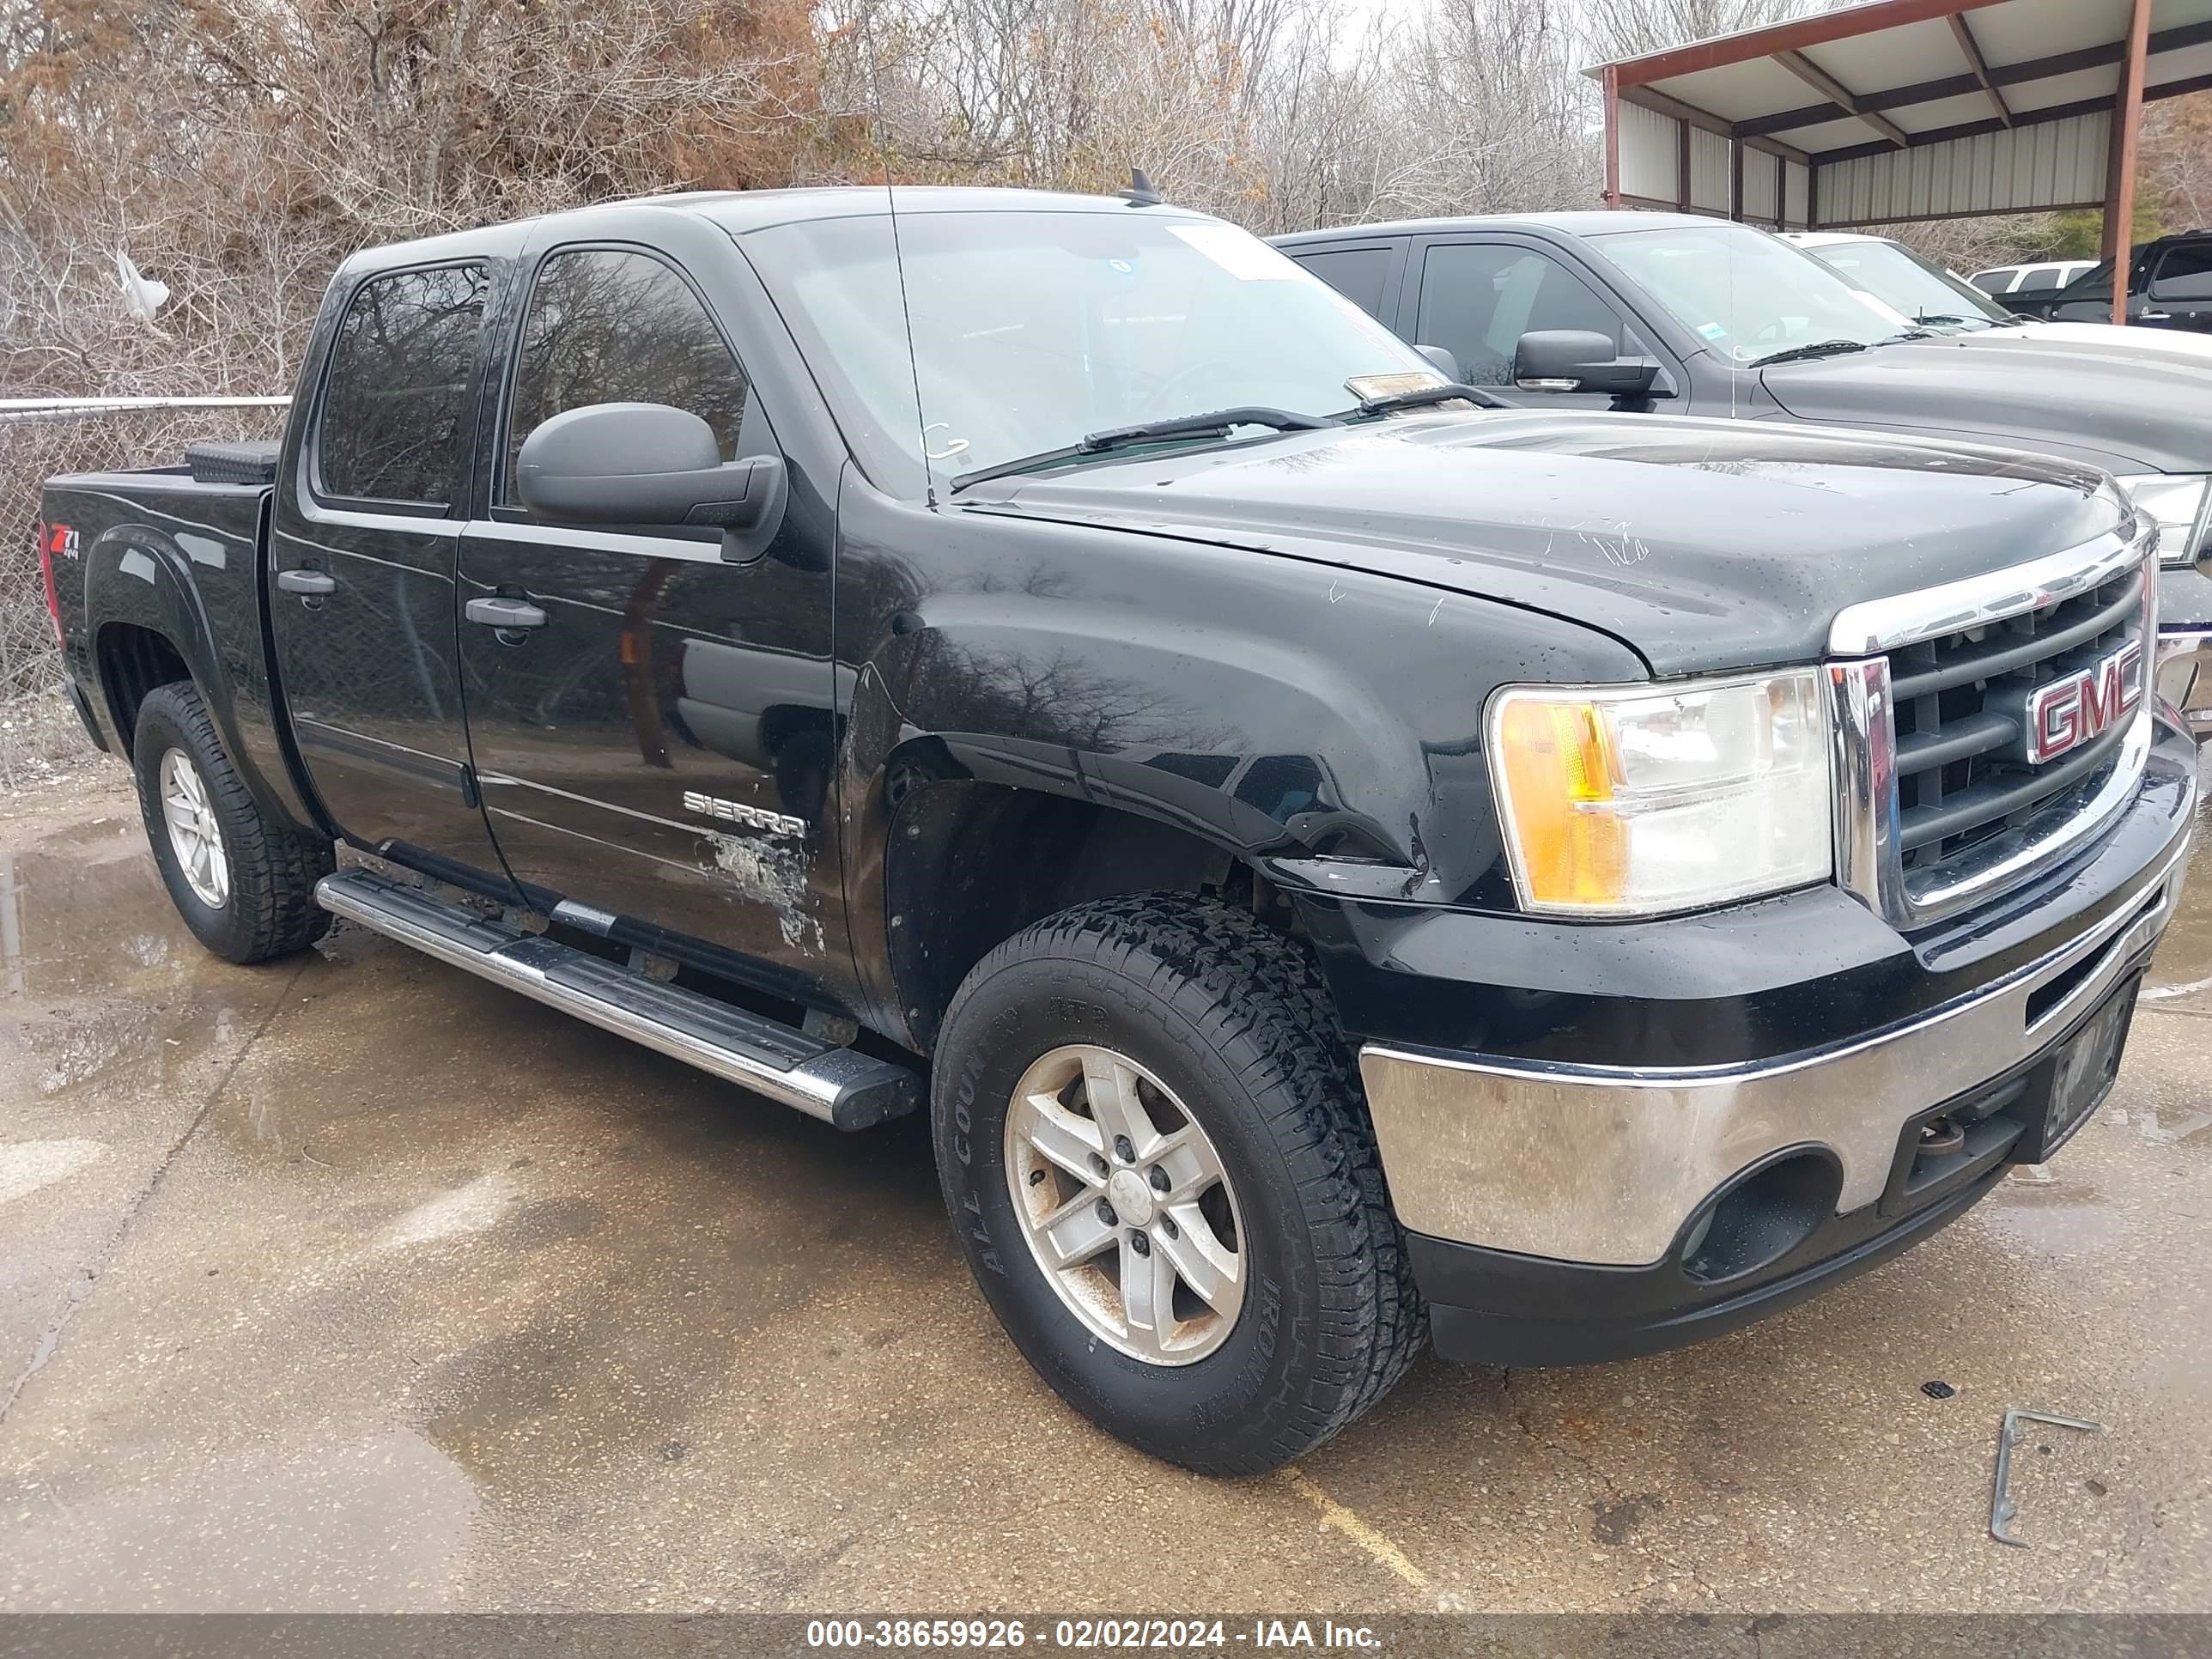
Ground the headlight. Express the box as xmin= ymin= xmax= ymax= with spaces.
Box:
xmin=1487 ymin=670 xmax=1832 ymax=917
xmin=2118 ymin=474 xmax=2212 ymax=565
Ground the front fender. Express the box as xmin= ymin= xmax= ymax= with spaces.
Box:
xmin=832 ymin=479 xmax=1645 ymax=953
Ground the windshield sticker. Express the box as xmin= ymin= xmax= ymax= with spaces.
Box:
xmin=1167 ymin=223 xmax=1300 ymax=281
xmin=1697 ymin=321 xmax=1729 ymax=340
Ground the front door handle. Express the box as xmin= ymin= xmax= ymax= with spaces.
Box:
xmin=277 ymin=568 xmax=335 ymax=597
xmin=465 ymin=596 xmax=549 ymax=631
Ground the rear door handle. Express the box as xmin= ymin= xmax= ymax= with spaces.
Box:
xmin=465 ymin=596 xmax=549 ymax=631
xmin=277 ymin=568 xmax=335 ymax=597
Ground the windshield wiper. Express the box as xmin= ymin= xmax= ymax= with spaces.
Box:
xmin=1337 ymin=383 xmax=1509 ymax=419
xmin=1751 ymin=338 xmax=1873 ymax=368
xmin=949 ymin=406 xmax=1334 ymax=493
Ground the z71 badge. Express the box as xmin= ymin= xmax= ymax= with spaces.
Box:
xmin=682 ymin=791 xmax=805 ymax=839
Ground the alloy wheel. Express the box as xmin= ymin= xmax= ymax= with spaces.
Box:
xmin=159 ymin=748 xmax=229 ymax=909
xmin=1003 ymin=1043 xmax=1245 ymax=1365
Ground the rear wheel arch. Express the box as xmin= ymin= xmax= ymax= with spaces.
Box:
xmin=94 ymin=621 xmax=192 ymax=759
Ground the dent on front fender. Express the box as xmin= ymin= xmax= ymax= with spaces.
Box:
xmin=830 ymin=483 xmax=1647 ymax=911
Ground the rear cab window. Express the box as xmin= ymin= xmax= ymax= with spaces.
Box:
xmin=314 ymin=264 xmax=490 ymax=510
xmin=2150 ymin=244 xmax=2212 ymax=301
xmin=1288 ymin=246 xmax=1397 ymax=320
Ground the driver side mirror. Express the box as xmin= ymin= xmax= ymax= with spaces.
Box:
xmin=1511 ymin=331 xmax=1662 ymax=398
xmin=515 ymin=402 xmax=787 ymax=560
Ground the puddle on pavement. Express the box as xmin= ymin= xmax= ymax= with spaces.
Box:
xmin=0 ymin=813 xmax=258 ymax=1103
xmin=3 ymin=1427 xmax=475 ymax=1612
xmin=1983 ymin=1170 xmax=2130 ymax=1258
xmin=2140 ymin=821 xmax=2212 ymax=999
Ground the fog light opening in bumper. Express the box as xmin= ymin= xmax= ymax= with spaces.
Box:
xmin=1677 ymin=1147 xmax=1843 ymax=1285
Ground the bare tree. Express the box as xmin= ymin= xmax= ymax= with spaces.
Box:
xmin=1581 ymin=0 xmax=1842 ymax=59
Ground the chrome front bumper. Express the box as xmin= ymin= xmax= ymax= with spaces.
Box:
xmin=2158 ymin=627 xmax=2212 ymax=738
xmin=1358 ymin=830 xmax=2193 ymax=1268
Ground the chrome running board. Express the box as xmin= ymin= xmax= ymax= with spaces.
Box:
xmin=315 ymin=868 xmax=918 ymax=1131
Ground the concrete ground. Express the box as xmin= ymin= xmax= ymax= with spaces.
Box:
xmin=0 ymin=763 xmax=2207 ymax=1615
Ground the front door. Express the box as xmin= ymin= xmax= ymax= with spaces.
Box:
xmin=456 ymin=239 xmax=845 ymax=997
xmin=1407 ymin=239 xmax=1657 ymax=409
xmin=268 ymin=259 xmax=512 ymax=885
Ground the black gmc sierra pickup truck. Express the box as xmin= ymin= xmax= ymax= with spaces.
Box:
xmin=41 ymin=187 xmax=2198 ymax=1474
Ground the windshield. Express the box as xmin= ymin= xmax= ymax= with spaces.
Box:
xmin=1595 ymin=222 xmax=1913 ymax=365
xmin=744 ymin=208 xmax=1438 ymax=492
xmin=1802 ymin=239 xmax=2012 ymax=329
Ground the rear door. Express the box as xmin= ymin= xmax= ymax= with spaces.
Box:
xmin=1285 ymin=241 xmax=1405 ymax=327
xmin=456 ymin=230 xmax=845 ymax=995
xmin=268 ymin=258 xmax=512 ymax=884
xmin=1401 ymin=236 xmax=1674 ymax=410
xmin=2145 ymin=242 xmax=2212 ymax=332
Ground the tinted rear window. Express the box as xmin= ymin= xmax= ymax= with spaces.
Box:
xmin=2152 ymin=244 xmax=2212 ymax=301
xmin=317 ymin=264 xmax=489 ymax=507
xmin=1291 ymin=246 xmax=1395 ymax=319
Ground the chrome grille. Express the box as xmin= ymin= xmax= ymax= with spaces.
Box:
xmin=1827 ymin=521 xmax=2159 ymax=930
xmin=1888 ymin=562 xmax=2146 ymax=878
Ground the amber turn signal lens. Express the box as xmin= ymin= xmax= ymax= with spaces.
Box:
xmin=1492 ymin=697 xmax=1628 ymax=908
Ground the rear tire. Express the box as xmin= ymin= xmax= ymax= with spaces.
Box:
xmin=932 ymin=893 xmax=1422 ymax=1474
xmin=132 ymin=681 xmax=333 ymax=963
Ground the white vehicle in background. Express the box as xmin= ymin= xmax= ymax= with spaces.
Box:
xmin=1970 ymin=258 xmax=2098 ymax=301
xmin=1788 ymin=232 xmax=2212 ymax=365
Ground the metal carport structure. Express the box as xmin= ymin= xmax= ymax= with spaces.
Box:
xmin=1591 ymin=0 xmax=2212 ymax=322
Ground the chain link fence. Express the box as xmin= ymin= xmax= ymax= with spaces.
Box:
xmin=0 ymin=402 xmax=289 ymax=793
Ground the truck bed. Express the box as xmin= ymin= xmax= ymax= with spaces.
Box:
xmin=41 ymin=452 xmax=280 ymax=786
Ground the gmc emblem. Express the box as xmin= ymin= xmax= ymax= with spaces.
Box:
xmin=2023 ymin=640 xmax=2142 ymax=765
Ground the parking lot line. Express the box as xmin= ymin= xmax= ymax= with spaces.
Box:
xmin=1278 ymin=1466 xmax=1429 ymax=1589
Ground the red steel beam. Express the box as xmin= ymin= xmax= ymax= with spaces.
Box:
xmin=1775 ymin=48 xmax=1911 ymax=149
xmin=2105 ymin=0 xmax=2152 ymax=326
xmin=1949 ymin=14 xmax=2013 ymax=127
xmin=1735 ymin=20 xmax=2212 ymax=140
xmin=1603 ymin=64 xmax=1622 ymax=207
xmin=1813 ymin=68 xmax=2212 ymax=165
xmin=1613 ymin=0 xmax=2010 ymax=90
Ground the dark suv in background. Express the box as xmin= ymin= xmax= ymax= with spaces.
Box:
xmin=2015 ymin=232 xmax=2212 ymax=332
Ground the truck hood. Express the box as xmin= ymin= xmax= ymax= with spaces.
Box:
xmin=958 ymin=410 xmax=2125 ymax=676
xmin=1761 ymin=334 xmax=2211 ymax=473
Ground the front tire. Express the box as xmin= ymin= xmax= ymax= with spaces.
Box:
xmin=132 ymin=682 xmax=334 ymax=963
xmin=932 ymin=894 xmax=1422 ymax=1474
